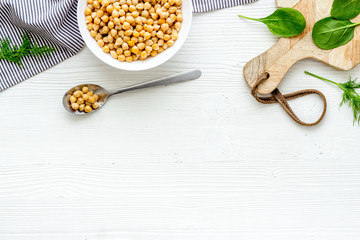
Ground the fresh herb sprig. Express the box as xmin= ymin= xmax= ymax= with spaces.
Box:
xmin=0 ymin=34 xmax=55 ymax=67
xmin=305 ymin=71 xmax=360 ymax=125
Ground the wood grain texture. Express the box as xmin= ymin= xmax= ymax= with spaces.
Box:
xmin=1 ymin=1 xmax=360 ymax=240
xmin=244 ymin=0 xmax=360 ymax=94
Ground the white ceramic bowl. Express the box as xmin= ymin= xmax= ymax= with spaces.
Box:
xmin=77 ymin=0 xmax=192 ymax=71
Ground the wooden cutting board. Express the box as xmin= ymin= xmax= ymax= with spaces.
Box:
xmin=243 ymin=0 xmax=360 ymax=95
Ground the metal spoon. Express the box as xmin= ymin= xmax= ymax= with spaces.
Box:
xmin=63 ymin=69 xmax=202 ymax=114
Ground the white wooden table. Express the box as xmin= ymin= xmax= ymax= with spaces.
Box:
xmin=1 ymin=1 xmax=360 ymax=239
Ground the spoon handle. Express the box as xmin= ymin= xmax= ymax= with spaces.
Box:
xmin=109 ymin=69 xmax=201 ymax=96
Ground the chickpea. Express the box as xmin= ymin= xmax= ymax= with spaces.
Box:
xmin=103 ymin=45 xmax=110 ymax=53
xmin=152 ymin=43 xmax=159 ymax=50
xmin=116 ymin=48 xmax=124 ymax=55
xmin=93 ymin=1 xmax=100 ymax=8
xmin=156 ymin=30 xmax=164 ymax=39
xmin=97 ymin=10 xmax=104 ymax=18
xmin=84 ymin=105 xmax=93 ymax=113
xmin=79 ymin=104 xmax=85 ymax=111
xmin=132 ymin=11 xmax=140 ymax=18
xmin=136 ymin=3 xmax=144 ymax=10
xmin=144 ymin=2 xmax=151 ymax=9
xmin=141 ymin=10 xmax=150 ymax=18
xmin=169 ymin=6 xmax=177 ymax=13
xmin=87 ymin=23 xmax=93 ymax=30
xmin=158 ymin=39 xmax=164 ymax=46
xmin=102 ymin=25 xmax=110 ymax=34
xmin=118 ymin=54 xmax=126 ymax=61
xmin=73 ymin=90 xmax=82 ymax=98
xmin=88 ymin=91 xmax=93 ymax=96
xmin=125 ymin=29 xmax=133 ymax=36
xmin=140 ymin=51 xmax=147 ymax=59
xmin=128 ymin=40 xmax=135 ymax=47
xmin=95 ymin=33 xmax=102 ymax=40
xmin=110 ymin=50 xmax=118 ymax=59
xmin=123 ymin=21 xmax=131 ymax=30
xmin=154 ymin=24 xmax=160 ymax=31
xmin=124 ymin=50 xmax=131 ymax=56
xmin=174 ymin=22 xmax=181 ymax=32
xmin=150 ymin=50 xmax=157 ymax=57
xmin=131 ymin=37 xmax=138 ymax=43
xmin=131 ymin=46 xmax=139 ymax=54
xmin=115 ymin=37 xmax=124 ymax=46
xmin=85 ymin=7 xmax=92 ymax=15
xmin=110 ymin=28 xmax=117 ymax=37
xmin=98 ymin=39 xmax=105 ymax=47
xmin=86 ymin=15 xmax=93 ymax=23
xmin=132 ymin=54 xmax=138 ymax=61
xmin=126 ymin=16 xmax=135 ymax=24
xmin=145 ymin=45 xmax=152 ymax=54
xmin=106 ymin=5 xmax=114 ymax=13
xmin=83 ymin=94 xmax=90 ymax=101
xmin=114 ymin=17 xmax=121 ymax=25
xmin=72 ymin=102 xmax=80 ymax=110
xmin=166 ymin=18 xmax=173 ymax=25
xmin=70 ymin=96 xmax=77 ymax=103
xmin=88 ymin=96 xmax=96 ymax=104
xmin=101 ymin=15 xmax=109 ymax=22
xmin=145 ymin=39 xmax=153 ymax=46
xmin=102 ymin=0 xmax=110 ymax=6
xmin=163 ymin=34 xmax=170 ymax=41
xmin=161 ymin=23 xmax=169 ymax=32
xmin=90 ymin=30 xmax=97 ymax=37
xmin=167 ymin=39 xmax=174 ymax=47
xmin=77 ymin=97 xmax=84 ymax=104
xmin=177 ymin=14 xmax=183 ymax=22
xmin=118 ymin=30 xmax=125 ymax=37
xmin=132 ymin=30 xmax=140 ymax=37
xmin=144 ymin=32 xmax=151 ymax=40
xmin=92 ymin=102 xmax=100 ymax=109
xmin=83 ymin=87 xmax=89 ymax=93
xmin=129 ymin=5 xmax=136 ymax=12
xmin=122 ymin=4 xmax=129 ymax=11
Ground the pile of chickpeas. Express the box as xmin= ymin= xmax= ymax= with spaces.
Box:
xmin=84 ymin=0 xmax=183 ymax=62
xmin=69 ymin=87 xmax=100 ymax=113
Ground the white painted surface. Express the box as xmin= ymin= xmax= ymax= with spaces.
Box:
xmin=1 ymin=1 xmax=360 ymax=239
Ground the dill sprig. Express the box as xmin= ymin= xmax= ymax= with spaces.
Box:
xmin=305 ymin=71 xmax=360 ymax=125
xmin=0 ymin=34 xmax=55 ymax=67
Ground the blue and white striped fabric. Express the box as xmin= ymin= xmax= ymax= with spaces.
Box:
xmin=192 ymin=0 xmax=257 ymax=12
xmin=0 ymin=0 xmax=84 ymax=91
xmin=0 ymin=0 xmax=256 ymax=91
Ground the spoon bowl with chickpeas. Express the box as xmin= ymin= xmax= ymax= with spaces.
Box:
xmin=63 ymin=69 xmax=201 ymax=114
xmin=78 ymin=0 xmax=192 ymax=71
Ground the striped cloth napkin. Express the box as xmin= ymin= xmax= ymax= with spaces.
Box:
xmin=0 ymin=0 xmax=257 ymax=91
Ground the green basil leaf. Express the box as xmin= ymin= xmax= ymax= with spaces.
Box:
xmin=312 ymin=17 xmax=360 ymax=50
xmin=238 ymin=8 xmax=306 ymax=38
xmin=331 ymin=0 xmax=360 ymax=20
